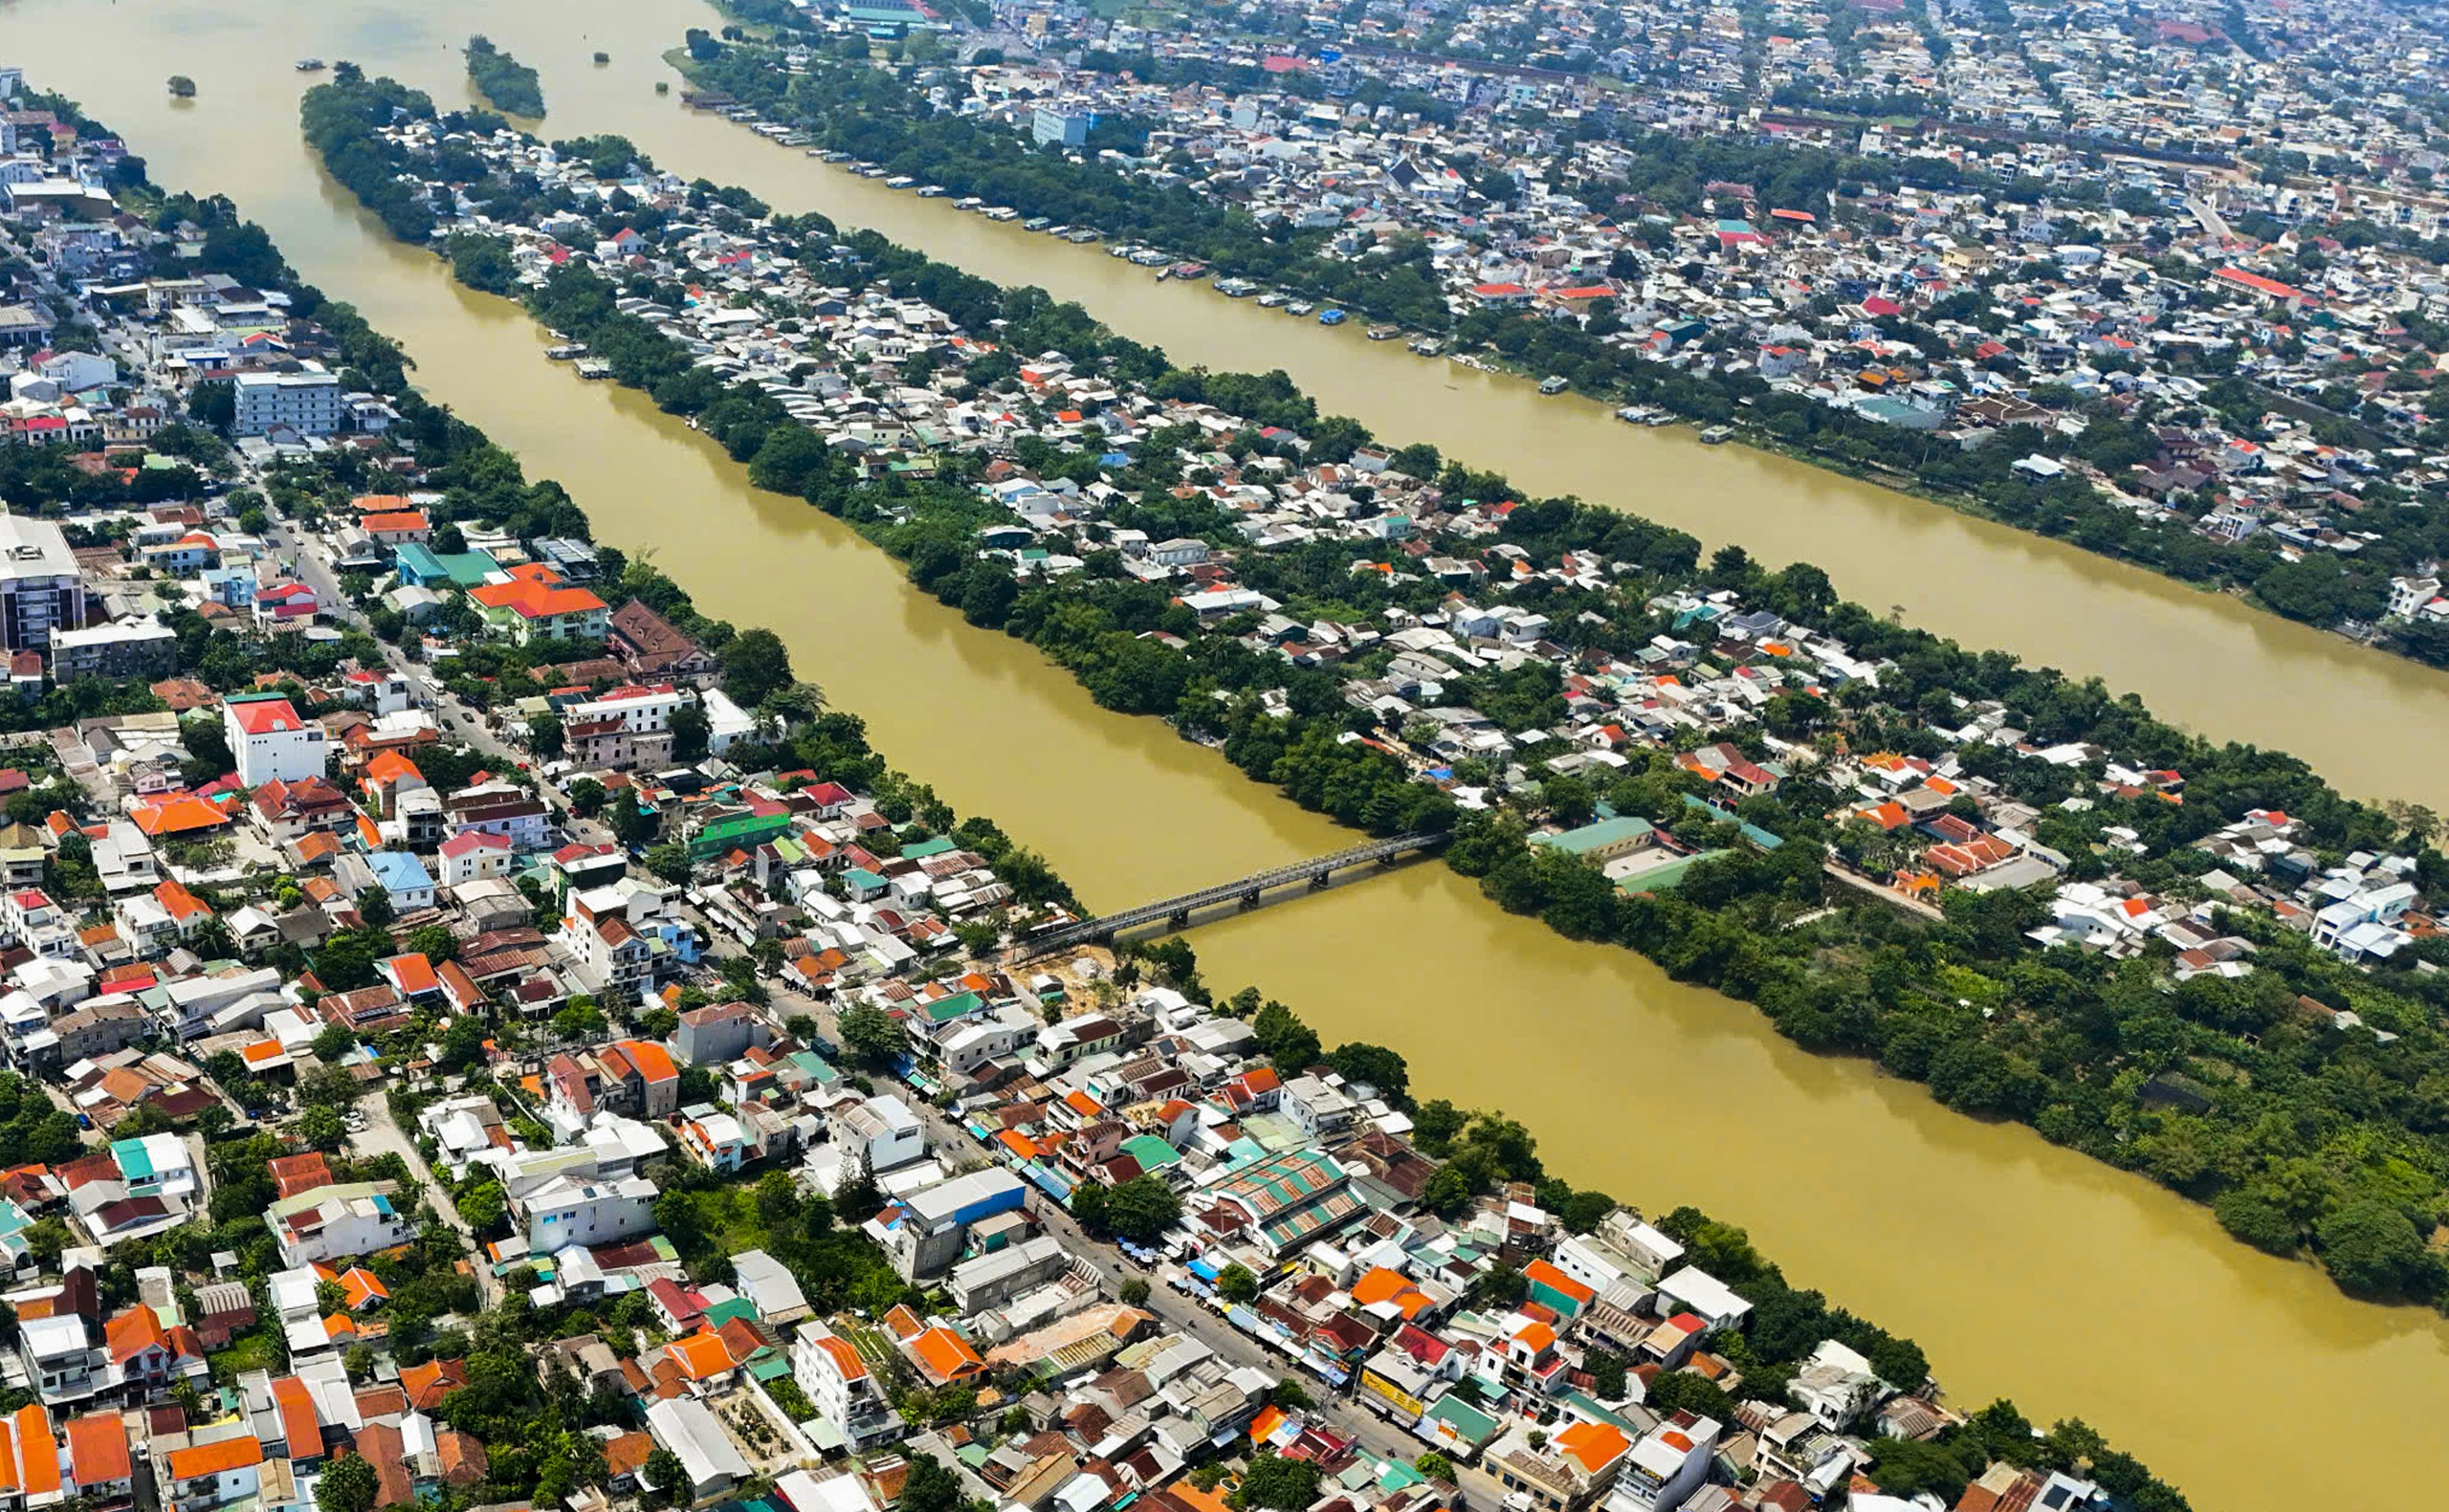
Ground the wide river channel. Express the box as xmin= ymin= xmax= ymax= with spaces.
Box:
xmin=10 ymin=0 xmax=2446 ymax=1501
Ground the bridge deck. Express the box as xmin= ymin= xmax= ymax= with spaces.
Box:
xmin=1013 ymin=830 xmax=1446 ymax=959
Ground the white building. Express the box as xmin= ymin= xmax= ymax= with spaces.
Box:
xmin=789 ymin=1324 xmax=900 ymax=1447
xmin=702 ymin=688 xmax=759 ymax=754
xmin=436 ymin=829 xmax=517 ymax=886
xmin=1279 ymin=1074 xmax=1357 ymax=1141
xmin=832 ymin=1093 xmax=926 ymax=1173
xmin=232 ymin=367 xmax=342 ymax=436
xmin=0 ymin=515 xmax=85 ymax=651
xmin=269 ymin=1182 xmax=415 ymax=1267
xmin=518 ymin=1172 xmax=657 ymax=1253
xmin=17 ymin=1310 xmax=100 ymax=1407
xmin=1604 ymin=1415 xmax=1720 ymax=1512
xmin=1654 ymin=1266 xmax=1752 ymax=1330
xmin=226 ymin=697 xmax=327 ymax=787
xmin=643 ymin=1396 xmax=751 ymax=1503
xmin=563 ymin=682 xmax=692 ymax=734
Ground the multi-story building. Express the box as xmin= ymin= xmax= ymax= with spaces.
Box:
xmin=515 ymin=1172 xmax=657 ymax=1254
xmin=789 ymin=1325 xmax=900 ymax=1448
xmin=17 ymin=1314 xmax=100 ymax=1409
xmin=672 ymin=1001 xmax=769 ymax=1066
xmin=62 ymin=1411 xmax=134 ymax=1512
xmin=225 ymin=697 xmax=327 ymax=787
xmin=48 ymin=618 xmax=175 ymax=680
xmin=231 ymin=367 xmax=342 ymax=436
xmin=0 ymin=516 xmax=84 ymax=651
xmin=156 ymin=1433 xmax=264 ymax=1512
xmin=1603 ymin=1416 xmax=1721 ymax=1512
xmin=866 ymin=1168 xmax=1027 ymax=1282
xmin=562 ymin=683 xmax=692 ymax=773
xmin=1032 ymin=105 xmax=1091 ymax=146
xmin=543 ymin=1039 xmax=682 ymax=1122
xmin=100 ymin=1303 xmax=205 ymax=1402
xmin=470 ymin=564 xmax=608 ymax=644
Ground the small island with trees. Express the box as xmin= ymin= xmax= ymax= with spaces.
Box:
xmin=464 ymin=35 xmax=543 ymax=117
xmin=165 ymin=75 xmax=195 ymax=99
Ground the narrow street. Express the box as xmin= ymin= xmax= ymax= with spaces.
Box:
xmin=270 ymin=506 xmax=574 ymax=820
xmin=279 ymin=500 xmax=1485 ymax=1488
xmin=349 ymin=1089 xmax=501 ymax=1308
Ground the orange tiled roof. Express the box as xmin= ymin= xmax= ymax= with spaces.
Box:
xmin=63 ymin=1413 xmax=129 ymax=1486
xmin=165 ymin=1429 xmax=263 ymax=1467
xmin=910 ymin=1325 xmax=984 ymax=1383
xmin=131 ymin=793 xmax=231 ymax=837
xmin=668 ymin=1330 xmax=734 ymax=1381
xmin=1555 ymin=1420 xmax=1630 ymax=1475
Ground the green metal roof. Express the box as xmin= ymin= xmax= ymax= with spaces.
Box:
xmin=1121 ymin=1134 xmax=1181 ymax=1172
xmin=1421 ymin=1391 xmax=1501 ymax=1447
xmin=110 ymin=1137 xmax=153 ymax=1181
xmin=1532 ymin=816 xmax=1655 ymax=856
xmin=1614 ymin=848 xmax=1731 ymax=893
xmin=919 ymin=990 xmax=983 ymax=1024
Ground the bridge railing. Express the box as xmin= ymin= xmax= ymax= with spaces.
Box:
xmin=1012 ymin=830 xmax=1446 ymax=959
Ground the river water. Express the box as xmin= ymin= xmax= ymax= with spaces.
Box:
xmin=9 ymin=2 xmax=2443 ymax=1502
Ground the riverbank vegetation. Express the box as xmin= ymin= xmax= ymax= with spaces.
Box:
xmin=465 ymin=35 xmax=544 ymax=117
xmin=11 ymin=69 xmax=2181 ymax=1512
xmin=304 ymin=69 xmax=2449 ymax=1314
xmin=677 ymin=37 xmax=2449 ymax=674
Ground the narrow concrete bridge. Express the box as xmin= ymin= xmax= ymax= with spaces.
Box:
xmin=1010 ymin=831 xmax=1449 ymax=960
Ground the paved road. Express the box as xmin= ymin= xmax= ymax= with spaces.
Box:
xmin=2185 ymin=194 xmax=2234 ymax=244
xmin=274 ymin=496 xmax=1489 ymax=1485
xmin=351 ymin=1089 xmax=500 ymax=1307
xmin=271 ymin=505 xmax=571 ymax=819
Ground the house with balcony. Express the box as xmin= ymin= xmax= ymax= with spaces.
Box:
xmin=790 ymin=1324 xmax=901 ymax=1448
xmin=62 ymin=1411 xmax=133 ymax=1512
xmin=515 ymin=1171 xmax=659 ymax=1255
xmin=269 ymin=1182 xmax=414 ymax=1268
xmin=101 ymin=1302 xmax=206 ymax=1402
xmin=225 ymin=696 xmax=327 ymax=788
xmin=16 ymin=1313 xmax=99 ymax=1409
xmin=543 ymin=1039 xmax=681 ymax=1123
xmin=678 ymin=1111 xmax=754 ymax=1174
xmin=155 ymin=1433 xmax=263 ymax=1512
xmin=470 ymin=564 xmax=609 ymax=645
xmin=1601 ymin=1415 xmax=1721 ymax=1512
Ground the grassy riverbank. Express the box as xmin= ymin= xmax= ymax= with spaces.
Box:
xmin=302 ymin=70 xmax=2449 ymax=1328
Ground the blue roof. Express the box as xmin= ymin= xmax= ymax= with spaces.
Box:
xmin=367 ymin=851 xmax=434 ymax=893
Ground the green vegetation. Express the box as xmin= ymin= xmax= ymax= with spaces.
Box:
xmin=651 ymin=1164 xmax=920 ymax=1315
xmin=303 ymin=69 xmax=2449 ymax=1307
xmin=466 ymin=35 xmax=545 ymax=117
xmin=684 ymin=43 xmax=2449 ymax=672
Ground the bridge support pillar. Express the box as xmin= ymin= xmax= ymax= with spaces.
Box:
xmin=1309 ymin=871 xmax=1331 ymax=890
xmin=1168 ymin=909 xmax=1189 ymax=930
xmin=1240 ymin=887 xmax=1262 ymax=910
